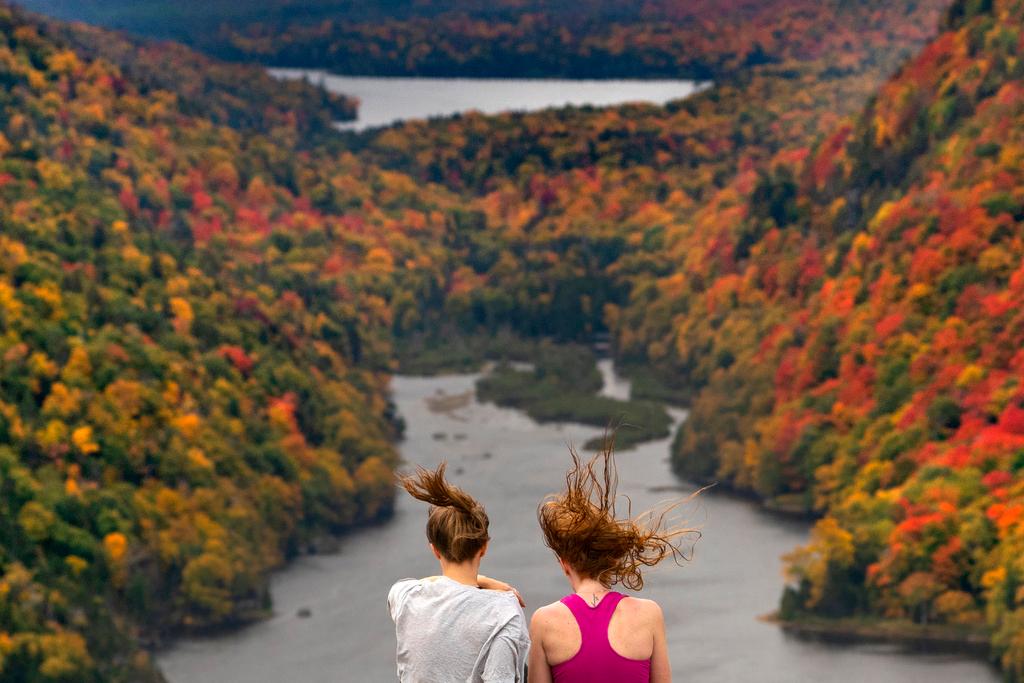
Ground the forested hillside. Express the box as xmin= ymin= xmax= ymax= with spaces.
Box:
xmin=16 ymin=0 xmax=942 ymax=79
xmin=0 ymin=4 xmax=455 ymax=678
xmin=348 ymin=0 xmax=948 ymax=357
xmin=603 ymin=0 xmax=1023 ymax=673
xmin=658 ymin=1 xmax=1024 ymax=673
xmin=3 ymin=0 xmax=1023 ymax=679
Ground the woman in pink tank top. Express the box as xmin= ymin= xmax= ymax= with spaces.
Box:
xmin=527 ymin=444 xmax=699 ymax=683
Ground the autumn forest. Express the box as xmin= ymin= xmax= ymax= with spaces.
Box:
xmin=1 ymin=0 xmax=1023 ymax=680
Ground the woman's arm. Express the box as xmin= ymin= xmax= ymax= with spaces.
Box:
xmin=527 ymin=610 xmax=554 ymax=683
xmin=478 ymin=574 xmax=526 ymax=607
xmin=649 ymin=602 xmax=671 ymax=683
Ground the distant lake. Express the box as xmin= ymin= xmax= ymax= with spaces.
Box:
xmin=268 ymin=69 xmax=708 ymax=130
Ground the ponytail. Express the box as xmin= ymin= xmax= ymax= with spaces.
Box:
xmin=400 ymin=462 xmax=490 ymax=563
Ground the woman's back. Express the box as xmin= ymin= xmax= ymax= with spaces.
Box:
xmin=390 ymin=576 xmax=529 ymax=682
xmin=529 ymin=444 xmax=692 ymax=683
xmin=390 ymin=463 xmax=530 ymax=682
xmin=531 ymin=592 xmax=663 ymax=683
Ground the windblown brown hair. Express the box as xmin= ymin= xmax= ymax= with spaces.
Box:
xmin=538 ymin=441 xmax=701 ymax=590
xmin=399 ymin=462 xmax=490 ymax=563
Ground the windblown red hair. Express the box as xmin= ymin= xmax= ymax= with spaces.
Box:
xmin=538 ymin=441 xmax=700 ymax=590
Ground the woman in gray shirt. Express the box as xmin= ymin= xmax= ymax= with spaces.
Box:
xmin=388 ymin=462 xmax=529 ymax=682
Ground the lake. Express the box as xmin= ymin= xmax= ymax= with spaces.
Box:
xmin=158 ymin=361 xmax=998 ymax=682
xmin=268 ymin=69 xmax=708 ymax=130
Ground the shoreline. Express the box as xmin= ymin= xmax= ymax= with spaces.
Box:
xmin=677 ymin=470 xmax=820 ymax=522
xmin=762 ymin=612 xmax=994 ymax=659
xmin=146 ymin=513 xmax=395 ymax=655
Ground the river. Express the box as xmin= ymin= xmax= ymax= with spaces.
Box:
xmin=268 ymin=69 xmax=707 ymax=130
xmin=158 ymin=361 xmax=998 ymax=682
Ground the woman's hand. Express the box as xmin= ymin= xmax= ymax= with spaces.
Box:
xmin=477 ymin=574 xmax=526 ymax=607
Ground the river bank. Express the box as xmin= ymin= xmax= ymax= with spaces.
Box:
xmin=477 ymin=349 xmax=672 ymax=450
xmin=763 ymin=612 xmax=992 ymax=658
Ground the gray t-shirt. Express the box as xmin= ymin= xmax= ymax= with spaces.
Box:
xmin=388 ymin=576 xmax=529 ymax=682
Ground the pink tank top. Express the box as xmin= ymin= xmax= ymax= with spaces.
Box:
xmin=551 ymin=592 xmax=652 ymax=683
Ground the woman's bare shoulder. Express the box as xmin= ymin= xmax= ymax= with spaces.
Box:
xmin=530 ymin=600 xmax=571 ymax=626
xmin=619 ymin=595 xmax=665 ymax=623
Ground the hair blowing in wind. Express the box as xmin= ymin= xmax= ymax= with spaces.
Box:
xmin=539 ymin=440 xmax=702 ymax=590
xmin=400 ymin=462 xmax=490 ymax=563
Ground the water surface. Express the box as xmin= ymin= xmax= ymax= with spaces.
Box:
xmin=269 ymin=69 xmax=706 ymax=130
xmin=158 ymin=362 xmax=998 ymax=682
